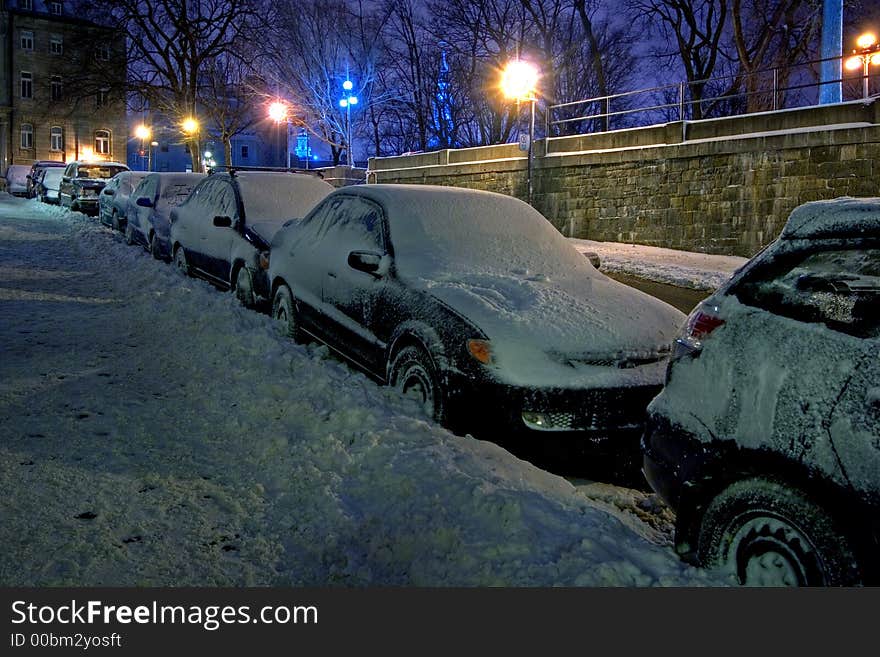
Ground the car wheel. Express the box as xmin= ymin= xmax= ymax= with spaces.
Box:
xmin=272 ymin=284 xmax=302 ymax=341
xmin=173 ymin=246 xmax=190 ymax=277
xmin=389 ymin=344 xmax=446 ymax=424
xmin=124 ymin=221 xmax=136 ymax=246
xmin=697 ymin=478 xmax=861 ymax=586
xmin=233 ymin=266 xmax=256 ymax=308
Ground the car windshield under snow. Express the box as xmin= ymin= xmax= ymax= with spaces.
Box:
xmin=78 ymin=166 xmax=128 ymax=179
xmin=238 ymin=174 xmax=332 ymax=229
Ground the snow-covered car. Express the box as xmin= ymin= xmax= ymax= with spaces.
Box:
xmin=35 ymin=167 xmax=65 ymax=204
xmin=642 ymin=197 xmax=880 ymax=586
xmin=3 ymin=164 xmax=32 ymax=197
xmin=59 ymin=160 xmax=130 ymax=215
xmin=98 ymin=170 xmax=149 ymax=229
xmin=26 ymin=160 xmax=65 ymax=199
xmin=124 ymin=172 xmax=205 ymax=259
xmin=170 ymin=170 xmax=333 ymax=307
xmin=268 ymin=184 xmax=685 ymax=463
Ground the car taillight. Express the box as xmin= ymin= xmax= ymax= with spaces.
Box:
xmin=675 ymin=304 xmax=724 ymax=355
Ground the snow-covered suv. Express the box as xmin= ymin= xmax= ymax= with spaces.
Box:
xmin=643 ymin=197 xmax=879 ymax=586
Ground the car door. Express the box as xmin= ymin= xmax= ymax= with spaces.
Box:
xmin=318 ymin=197 xmax=391 ymax=374
xmin=194 ymin=178 xmax=238 ymax=283
xmin=59 ymin=163 xmax=75 ymax=206
xmin=129 ymin=177 xmax=156 ymax=242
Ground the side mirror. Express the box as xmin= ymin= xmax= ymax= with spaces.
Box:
xmin=136 ymin=196 xmax=153 ymax=207
xmin=348 ymin=250 xmax=386 ymax=277
xmin=103 ymin=188 xmax=115 ymax=196
xmin=213 ymin=215 xmax=232 ymax=228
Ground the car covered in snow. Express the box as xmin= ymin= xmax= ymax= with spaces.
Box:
xmin=268 ymin=184 xmax=685 ymax=465
xmin=59 ymin=160 xmax=130 ymax=215
xmin=170 ymin=170 xmax=333 ymax=307
xmin=642 ymin=196 xmax=880 ymax=586
xmin=98 ymin=170 xmax=149 ymax=229
xmin=26 ymin=160 xmax=65 ymax=199
xmin=3 ymin=164 xmax=32 ymax=197
xmin=124 ymin=172 xmax=205 ymax=259
xmin=34 ymin=167 xmax=65 ymax=204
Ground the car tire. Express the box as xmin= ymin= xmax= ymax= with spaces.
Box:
xmin=272 ymin=284 xmax=302 ymax=341
xmin=124 ymin=221 xmax=136 ymax=246
xmin=174 ymin=246 xmax=190 ymax=277
xmin=697 ymin=477 xmax=861 ymax=586
xmin=233 ymin=266 xmax=256 ymax=308
xmin=388 ymin=344 xmax=446 ymax=424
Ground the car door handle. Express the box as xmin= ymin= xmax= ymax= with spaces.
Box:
xmin=328 ymin=272 xmax=337 ymax=279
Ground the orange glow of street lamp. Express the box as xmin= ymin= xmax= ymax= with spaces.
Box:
xmin=500 ymin=60 xmax=539 ymax=101
xmin=181 ymin=117 xmax=198 ymax=134
xmin=268 ymin=101 xmax=288 ymax=123
xmin=846 ymin=32 xmax=880 ymax=99
xmin=134 ymin=125 xmax=151 ymax=140
xmin=856 ymin=33 xmax=877 ymax=50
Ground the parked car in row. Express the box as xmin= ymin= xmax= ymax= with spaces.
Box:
xmin=59 ymin=160 xmax=130 ymax=215
xmin=3 ymin=164 xmax=32 ymax=197
xmin=99 ymin=170 xmax=149 ymax=230
xmin=267 ymin=184 xmax=685 ymax=460
xmin=26 ymin=160 xmax=66 ymax=199
xmin=124 ymin=172 xmax=205 ymax=259
xmin=643 ymin=196 xmax=880 ymax=586
xmin=34 ymin=167 xmax=65 ymax=204
xmin=171 ymin=170 xmax=333 ymax=307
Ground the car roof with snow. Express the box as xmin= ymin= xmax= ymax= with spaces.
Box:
xmin=780 ymin=197 xmax=880 ymax=241
xmin=231 ymin=171 xmax=333 ymax=223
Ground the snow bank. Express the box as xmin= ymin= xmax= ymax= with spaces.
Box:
xmin=0 ymin=194 xmax=725 ymax=586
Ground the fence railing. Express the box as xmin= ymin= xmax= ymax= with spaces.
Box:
xmin=546 ymin=54 xmax=879 ymax=138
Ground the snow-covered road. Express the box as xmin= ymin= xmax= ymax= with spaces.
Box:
xmin=0 ymin=195 xmax=726 ymax=586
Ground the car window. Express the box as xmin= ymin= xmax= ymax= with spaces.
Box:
xmin=291 ymin=196 xmax=346 ymax=247
xmin=734 ymin=247 xmax=880 ymax=339
xmin=202 ymin=179 xmax=236 ymax=217
xmin=320 ymin=197 xmax=385 ymax=251
xmin=160 ymin=183 xmax=197 ymax=208
xmin=133 ymin=177 xmax=155 ymax=200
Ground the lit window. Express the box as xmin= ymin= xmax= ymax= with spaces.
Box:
xmin=20 ymin=72 xmax=33 ymax=99
xmin=50 ymin=126 xmax=63 ymax=151
xmin=51 ymin=76 xmax=62 ymax=102
xmin=20 ymin=124 xmax=33 ymax=150
xmin=50 ymin=1 xmax=62 ymax=15
xmin=50 ymin=36 xmax=63 ymax=56
xmin=94 ymin=129 xmax=110 ymax=155
xmin=241 ymin=145 xmax=249 ymax=159
xmin=20 ymin=30 xmax=34 ymax=51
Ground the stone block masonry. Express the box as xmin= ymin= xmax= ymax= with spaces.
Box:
xmin=367 ymin=99 xmax=880 ymax=257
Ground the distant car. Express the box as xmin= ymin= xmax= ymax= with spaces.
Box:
xmin=170 ymin=170 xmax=333 ymax=307
xmin=98 ymin=170 xmax=149 ymax=230
xmin=3 ymin=164 xmax=32 ymax=197
xmin=59 ymin=160 xmax=130 ymax=215
xmin=642 ymin=197 xmax=880 ymax=586
xmin=124 ymin=172 xmax=205 ymax=259
xmin=268 ymin=184 xmax=684 ymax=459
xmin=35 ymin=167 xmax=65 ymax=204
xmin=26 ymin=160 xmax=66 ymax=199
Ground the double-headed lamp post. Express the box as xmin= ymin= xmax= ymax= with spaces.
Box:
xmin=845 ymin=32 xmax=880 ymax=100
xmin=501 ymin=60 xmax=539 ymax=205
xmin=268 ymin=100 xmax=291 ymax=168
xmin=339 ymin=80 xmax=358 ymax=168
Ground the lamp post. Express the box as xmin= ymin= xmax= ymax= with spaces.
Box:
xmin=268 ymin=100 xmax=290 ymax=168
xmin=135 ymin=124 xmax=150 ymax=171
xmin=181 ymin=117 xmax=200 ymax=172
xmin=339 ymin=79 xmax=358 ymax=168
xmin=845 ymin=33 xmax=880 ymax=99
xmin=501 ymin=60 xmax=539 ymax=205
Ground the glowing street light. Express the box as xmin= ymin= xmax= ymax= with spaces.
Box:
xmin=339 ymin=79 xmax=358 ymax=167
xmin=134 ymin=124 xmax=151 ymax=171
xmin=181 ymin=117 xmax=199 ymax=134
xmin=501 ymin=60 xmax=540 ymax=205
xmin=845 ymin=32 xmax=880 ymax=99
xmin=268 ymin=101 xmax=288 ymax=123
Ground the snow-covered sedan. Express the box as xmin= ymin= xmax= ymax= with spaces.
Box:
xmin=59 ymin=160 xmax=130 ymax=216
xmin=98 ymin=170 xmax=149 ymax=230
xmin=35 ymin=167 xmax=65 ymax=204
xmin=643 ymin=197 xmax=880 ymax=586
xmin=268 ymin=184 xmax=685 ymax=466
xmin=170 ymin=170 xmax=333 ymax=308
xmin=124 ymin=172 xmax=205 ymax=260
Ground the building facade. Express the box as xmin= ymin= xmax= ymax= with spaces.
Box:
xmin=0 ymin=0 xmax=127 ymax=172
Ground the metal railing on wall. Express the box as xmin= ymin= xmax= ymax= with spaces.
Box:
xmin=546 ymin=54 xmax=879 ymax=138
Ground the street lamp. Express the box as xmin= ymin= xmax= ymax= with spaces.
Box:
xmin=181 ymin=117 xmax=200 ymax=171
xmin=501 ymin=60 xmax=539 ymax=205
xmin=134 ymin=124 xmax=150 ymax=171
xmin=845 ymin=32 xmax=880 ymax=99
xmin=268 ymin=100 xmax=292 ymax=168
xmin=339 ymin=79 xmax=358 ymax=168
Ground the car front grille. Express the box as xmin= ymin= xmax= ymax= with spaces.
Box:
xmin=521 ymin=386 xmax=660 ymax=432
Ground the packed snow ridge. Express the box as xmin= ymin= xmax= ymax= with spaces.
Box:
xmin=0 ymin=195 xmax=726 ymax=586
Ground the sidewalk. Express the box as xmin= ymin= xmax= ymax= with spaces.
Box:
xmin=570 ymin=238 xmax=748 ymax=292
